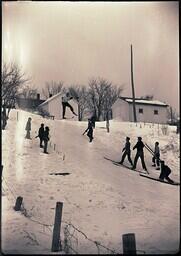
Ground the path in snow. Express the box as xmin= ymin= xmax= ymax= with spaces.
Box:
xmin=2 ymin=109 xmax=180 ymax=254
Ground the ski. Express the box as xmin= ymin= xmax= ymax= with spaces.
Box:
xmin=139 ymin=173 xmax=180 ymax=186
xmin=61 ymin=116 xmax=74 ymax=120
xmin=104 ymin=157 xmax=148 ymax=174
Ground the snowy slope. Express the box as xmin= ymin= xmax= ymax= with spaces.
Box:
xmin=2 ymin=109 xmax=180 ymax=254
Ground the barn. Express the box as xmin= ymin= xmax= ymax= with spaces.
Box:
xmin=38 ymin=92 xmax=78 ymax=120
xmin=112 ymin=97 xmax=168 ymax=124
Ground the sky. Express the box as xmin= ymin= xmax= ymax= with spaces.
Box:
xmin=2 ymin=1 xmax=179 ymax=111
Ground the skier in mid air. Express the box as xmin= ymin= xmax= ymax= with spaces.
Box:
xmin=61 ymin=92 xmax=77 ymax=119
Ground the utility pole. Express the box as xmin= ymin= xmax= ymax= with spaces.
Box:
xmin=131 ymin=44 xmax=137 ymax=122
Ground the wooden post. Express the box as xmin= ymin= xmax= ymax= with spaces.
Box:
xmin=17 ymin=111 xmax=19 ymax=121
xmin=54 ymin=144 xmax=56 ymax=151
xmin=122 ymin=233 xmax=136 ymax=254
xmin=130 ymin=45 xmax=137 ymax=123
xmin=1 ymin=165 xmax=3 ymax=177
xmin=14 ymin=196 xmax=23 ymax=211
xmin=51 ymin=202 xmax=63 ymax=252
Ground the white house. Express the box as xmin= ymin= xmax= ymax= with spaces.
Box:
xmin=112 ymin=97 xmax=168 ymax=124
xmin=38 ymin=92 xmax=78 ymax=120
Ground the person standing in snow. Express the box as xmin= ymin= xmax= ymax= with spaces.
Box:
xmin=159 ymin=160 xmax=174 ymax=183
xmin=119 ymin=137 xmax=133 ymax=166
xmin=61 ymin=92 xmax=77 ymax=119
xmin=132 ymin=137 xmax=148 ymax=172
xmin=25 ymin=117 xmax=32 ymax=139
xmin=90 ymin=114 xmax=96 ymax=128
xmin=43 ymin=126 xmax=50 ymax=154
xmin=36 ymin=123 xmax=44 ymax=148
xmin=152 ymin=141 xmax=160 ymax=170
xmin=82 ymin=119 xmax=94 ymax=142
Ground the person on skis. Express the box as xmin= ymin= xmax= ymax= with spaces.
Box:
xmin=119 ymin=137 xmax=133 ymax=166
xmin=82 ymin=119 xmax=94 ymax=142
xmin=132 ymin=137 xmax=148 ymax=172
xmin=152 ymin=141 xmax=160 ymax=170
xmin=36 ymin=123 xmax=44 ymax=148
xmin=43 ymin=126 xmax=50 ymax=154
xmin=25 ymin=117 xmax=32 ymax=139
xmin=61 ymin=92 xmax=77 ymax=119
xmin=159 ymin=160 xmax=174 ymax=183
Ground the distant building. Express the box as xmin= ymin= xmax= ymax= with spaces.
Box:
xmin=112 ymin=97 xmax=168 ymax=124
xmin=16 ymin=94 xmax=45 ymax=110
xmin=38 ymin=92 xmax=78 ymax=120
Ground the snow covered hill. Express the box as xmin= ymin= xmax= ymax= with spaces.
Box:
xmin=2 ymin=109 xmax=180 ymax=254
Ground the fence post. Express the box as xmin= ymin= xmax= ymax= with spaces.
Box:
xmin=17 ymin=111 xmax=19 ymax=121
xmin=54 ymin=144 xmax=56 ymax=151
xmin=51 ymin=202 xmax=63 ymax=252
xmin=122 ymin=233 xmax=136 ymax=254
xmin=14 ymin=196 xmax=23 ymax=211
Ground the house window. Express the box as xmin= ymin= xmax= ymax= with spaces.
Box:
xmin=154 ymin=110 xmax=158 ymax=115
xmin=139 ymin=108 xmax=143 ymax=114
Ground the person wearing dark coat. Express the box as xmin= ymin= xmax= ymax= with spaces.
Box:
xmin=132 ymin=137 xmax=147 ymax=171
xmin=152 ymin=141 xmax=160 ymax=170
xmin=43 ymin=126 xmax=50 ymax=153
xmin=25 ymin=117 xmax=32 ymax=139
xmin=82 ymin=119 xmax=94 ymax=142
xmin=159 ymin=161 xmax=174 ymax=183
xmin=90 ymin=115 xmax=96 ymax=128
xmin=61 ymin=92 xmax=77 ymax=119
xmin=37 ymin=123 xmax=44 ymax=148
xmin=119 ymin=137 xmax=133 ymax=166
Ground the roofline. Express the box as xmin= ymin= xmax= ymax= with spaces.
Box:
xmin=118 ymin=97 xmax=168 ymax=107
xmin=38 ymin=92 xmax=62 ymax=106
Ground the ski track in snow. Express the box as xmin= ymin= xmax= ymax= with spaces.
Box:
xmin=1 ymin=109 xmax=180 ymax=254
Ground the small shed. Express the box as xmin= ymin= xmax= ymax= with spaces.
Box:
xmin=112 ymin=97 xmax=168 ymax=124
xmin=38 ymin=92 xmax=78 ymax=120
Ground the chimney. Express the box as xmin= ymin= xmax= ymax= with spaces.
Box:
xmin=37 ymin=93 xmax=40 ymax=100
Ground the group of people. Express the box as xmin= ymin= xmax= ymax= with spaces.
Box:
xmin=25 ymin=91 xmax=174 ymax=183
xmin=119 ymin=136 xmax=174 ymax=183
xmin=25 ymin=118 xmax=50 ymax=154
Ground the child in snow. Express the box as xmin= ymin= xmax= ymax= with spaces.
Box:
xmin=159 ymin=161 xmax=174 ymax=183
xmin=36 ymin=123 xmax=44 ymax=148
xmin=119 ymin=137 xmax=133 ymax=166
xmin=61 ymin=92 xmax=77 ymax=119
xmin=132 ymin=137 xmax=147 ymax=172
xmin=152 ymin=141 xmax=160 ymax=170
xmin=25 ymin=117 xmax=32 ymax=139
xmin=43 ymin=126 xmax=50 ymax=154
xmin=82 ymin=119 xmax=94 ymax=142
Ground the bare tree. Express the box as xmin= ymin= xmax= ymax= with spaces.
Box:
xmin=68 ymin=85 xmax=88 ymax=121
xmin=42 ymin=81 xmax=64 ymax=99
xmin=20 ymin=85 xmax=38 ymax=99
xmin=167 ymin=106 xmax=179 ymax=125
xmin=2 ymin=63 xmax=30 ymax=129
xmin=87 ymin=78 xmax=123 ymax=121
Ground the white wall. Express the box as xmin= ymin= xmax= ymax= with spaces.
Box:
xmin=112 ymin=99 xmax=168 ymax=124
xmin=112 ymin=99 xmax=129 ymax=121
xmin=129 ymin=104 xmax=168 ymax=123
